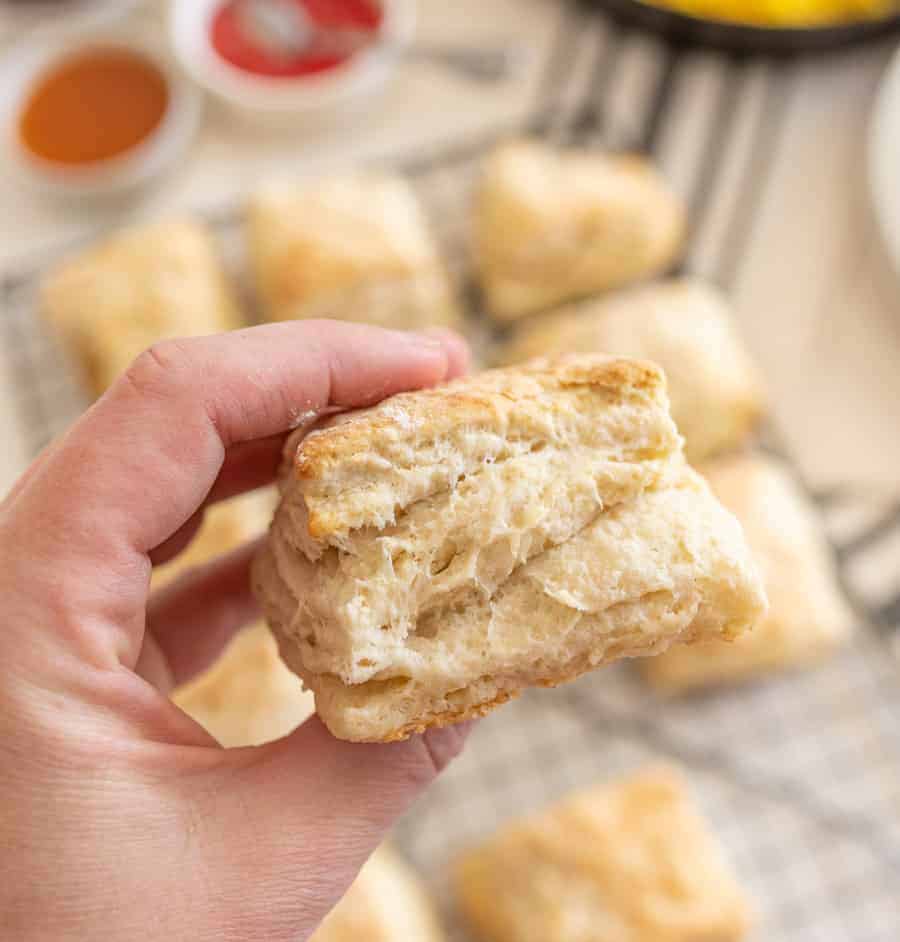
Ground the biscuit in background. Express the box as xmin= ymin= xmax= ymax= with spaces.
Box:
xmin=153 ymin=489 xmax=275 ymax=590
xmin=248 ymin=175 xmax=461 ymax=330
xmin=499 ymin=279 xmax=766 ymax=463
xmin=173 ymin=622 xmax=314 ymax=747
xmin=456 ymin=765 xmax=752 ymax=942
xmin=254 ymin=355 xmax=766 ymax=742
xmin=314 ymin=845 xmax=445 ymax=942
xmin=642 ymin=453 xmax=854 ymax=693
xmin=474 ymin=139 xmax=685 ymax=321
xmin=41 ymin=218 xmax=242 ymax=395
xmin=166 ymin=492 xmax=297 ymax=748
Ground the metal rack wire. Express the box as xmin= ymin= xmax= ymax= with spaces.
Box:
xmin=2 ymin=4 xmax=899 ymax=938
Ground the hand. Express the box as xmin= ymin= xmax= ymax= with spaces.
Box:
xmin=0 ymin=321 xmax=471 ymax=942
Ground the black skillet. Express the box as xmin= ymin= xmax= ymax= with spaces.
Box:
xmin=584 ymin=0 xmax=900 ymax=54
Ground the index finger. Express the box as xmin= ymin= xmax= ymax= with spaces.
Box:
xmin=11 ymin=321 xmax=468 ymax=562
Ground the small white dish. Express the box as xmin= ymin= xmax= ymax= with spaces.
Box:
xmin=0 ymin=25 xmax=202 ymax=201
xmin=869 ymin=44 xmax=900 ymax=280
xmin=169 ymin=0 xmax=414 ymax=127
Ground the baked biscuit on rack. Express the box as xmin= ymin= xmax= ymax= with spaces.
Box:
xmin=41 ymin=218 xmax=242 ymax=395
xmin=173 ymin=622 xmax=314 ymax=747
xmin=474 ymin=140 xmax=685 ymax=321
xmin=499 ymin=279 xmax=766 ymax=462
xmin=642 ymin=453 xmax=853 ymax=693
xmin=248 ymin=174 xmax=461 ymax=329
xmin=153 ymin=489 xmax=275 ymax=589
xmin=253 ymin=355 xmax=766 ymax=742
xmin=456 ymin=765 xmax=752 ymax=942
xmin=313 ymin=845 xmax=445 ymax=942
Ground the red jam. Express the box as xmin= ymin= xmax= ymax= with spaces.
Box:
xmin=210 ymin=0 xmax=383 ymax=78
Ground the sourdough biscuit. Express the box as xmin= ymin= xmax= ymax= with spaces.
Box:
xmin=248 ymin=175 xmax=461 ymax=329
xmin=41 ymin=219 xmax=242 ymax=394
xmin=456 ymin=766 xmax=752 ymax=942
xmin=499 ymin=279 xmax=766 ymax=462
xmin=642 ymin=454 xmax=853 ymax=693
xmin=474 ymin=140 xmax=685 ymax=321
xmin=254 ymin=356 xmax=765 ymax=741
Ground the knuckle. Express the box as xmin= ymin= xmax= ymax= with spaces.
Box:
xmin=120 ymin=339 xmax=191 ymax=400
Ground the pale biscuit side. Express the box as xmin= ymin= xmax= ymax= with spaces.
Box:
xmin=256 ymin=467 xmax=766 ymax=742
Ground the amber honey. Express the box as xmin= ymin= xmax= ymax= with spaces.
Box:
xmin=19 ymin=47 xmax=169 ymax=167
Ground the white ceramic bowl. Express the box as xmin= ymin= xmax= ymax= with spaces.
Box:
xmin=169 ymin=0 xmax=414 ymax=126
xmin=0 ymin=26 xmax=202 ymax=201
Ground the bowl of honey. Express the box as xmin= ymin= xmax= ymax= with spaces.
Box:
xmin=1 ymin=26 xmax=202 ymax=199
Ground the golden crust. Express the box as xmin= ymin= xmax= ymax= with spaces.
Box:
xmin=248 ymin=174 xmax=460 ymax=330
xmin=41 ymin=218 xmax=242 ymax=395
xmin=295 ymin=354 xmax=663 ymax=481
xmin=455 ymin=766 xmax=752 ymax=942
xmin=290 ymin=354 xmax=670 ymax=543
xmin=365 ymin=692 xmax=517 ymax=744
xmin=474 ymin=139 xmax=686 ymax=321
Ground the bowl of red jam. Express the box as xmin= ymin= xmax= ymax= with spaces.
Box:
xmin=170 ymin=0 xmax=414 ymax=124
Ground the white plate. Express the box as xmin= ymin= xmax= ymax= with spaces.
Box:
xmin=869 ymin=45 xmax=900 ymax=279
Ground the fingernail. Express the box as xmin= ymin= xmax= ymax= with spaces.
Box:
xmin=419 ymin=328 xmax=463 ymax=350
xmin=421 ymin=719 xmax=476 ymax=773
xmin=388 ymin=329 xmax=445 ymax=352
xmin=420 ymin=328 xmax=470 ymax=374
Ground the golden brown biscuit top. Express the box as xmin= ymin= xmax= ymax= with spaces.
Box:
xmin=456 ymin=766 xmax=752 ymax=942
xmin=280 ymin=354 xmax=675 ymax=542
xmin=42 ymin=218 xmax=240 ymax=332
xmin=293 ymin=355 xmax=665 ymax=481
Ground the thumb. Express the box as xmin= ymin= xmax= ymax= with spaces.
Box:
xmin=196 ymin=715 xmax=470 ymax=941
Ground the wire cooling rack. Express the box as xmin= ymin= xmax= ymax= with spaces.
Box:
xmin=2 ymin=4 xmax=900 ymax=938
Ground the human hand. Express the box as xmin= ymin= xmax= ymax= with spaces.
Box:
xmin=0 ymin=321 xmax=470 ymax=941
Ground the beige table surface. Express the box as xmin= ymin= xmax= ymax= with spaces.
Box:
xmin=0 ymin=0 xmax=899 ymax=495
